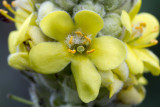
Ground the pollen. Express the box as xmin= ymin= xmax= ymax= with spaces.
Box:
xmin=3 ymin=0 xmax=11 ymax=8
xmin=68 ymin=49 xmax=76 ymax=54
xmin=150 ymin=39 xmax=158 ymax=45
xmin=135 ymin=26 xmax=143 ymax=33
xmin=69 ymin=36 xmax=73 ymax=44
xmin=11 ymin=1 xmax=16 ymax=7
xmin=84 ymin=36 xmax=91 ymax=43
xmin=75 ymin=31 xmax=83 ymax=36
xmin=87 ymin=49 xmax=95 ymax=54
xmin=140 ymin=22 xmax=146 ymax=27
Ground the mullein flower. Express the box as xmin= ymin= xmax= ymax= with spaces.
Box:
xmin=120 ymin=0 xmax=160 ymax=75
xmin=0 ymin=0 xmax=47 ymax=70
xmin=29 ymin=10 xmax=127 ymax=102
xmin=118 ymin=74 xmax=147 ymax=105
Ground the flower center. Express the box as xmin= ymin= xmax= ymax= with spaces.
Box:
xmin=65 ymin=31 xmax=95 ymax=54
xmin=132 ymin=22 xmax=146 ymax=39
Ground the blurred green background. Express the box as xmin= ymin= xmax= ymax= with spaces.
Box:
xmin=0 ymin=0 xmax=160 ymax=107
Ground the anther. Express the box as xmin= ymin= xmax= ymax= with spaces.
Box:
xmin=69 ymin=36 xmax=73 ymax=44
xmin=135 ymin=26 xmax=143 ymax=33
xmin=87 ymin=49 xmax=95 ymax=54
xmin=84 ymin=36 xmax=91 ymax=43
xmin=68 ymin=49 xmax=76 ymax=54
xmin=150 ymin=40 xmax=158 ymax=45
xmin=140 ymin=22 xmax=146 ymax=27
xmin=75 ymin=31 xmax=83 ymax=36
xmin=11 ymin=1 xmax=16 ymax=7
xmin=3 ymin=0 xmax=11 ymax=8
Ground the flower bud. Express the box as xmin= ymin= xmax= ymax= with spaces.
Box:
xmin=99 ymin=13 xmax=122 ymax=37
xmin=37 ymin=1 xmax=59 ymax=24
xmin=73 ymin=1 xmax=105 ymax=17
xmin=99 ymin=0 xmax=133 ymax=14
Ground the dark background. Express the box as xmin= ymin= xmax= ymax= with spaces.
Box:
xmin=0 ymin=0 xmax=160 ymax=107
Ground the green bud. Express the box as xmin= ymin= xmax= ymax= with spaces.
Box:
xmin=99 ymin=13 xmax=122 ymax=37
xmin=37 ymin=1 xmax=59 ymax=24
xmin=73 ymin=1 xmax=106 ymax=17
xmin=98 ymin=0 xmax=133 ymax=14
xmin=52 ymin=0 xmax=78 ymax=11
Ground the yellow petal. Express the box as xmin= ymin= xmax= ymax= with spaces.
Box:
xmin=89 ymin=36 xmax=126 ymax=71
xmin=74 ymin=10 xmax=104 ymax=38
xmin=137 ymin=76 xmax=148 ymax=85
xmin=129 ymin=0 xmax=142 ymax=20
xmin=8 ymin=52 xmax=30 ymax=70
xmin=108 ymin=75 xmax=124 ymax=98
xmin=113 ymin=62 xmax=129 ymax=81
xmin=121 ymin=11 xmax=132 ymax=42
xmin=29 ymin=42 xmax=71 ymax=74
xmin=40 ymin=11 xmax=74 ymax=41
xmin=133 ymin=49 xmax=160 ymax=76
xmin=15 ymin=14 xmax=35 ymax=47
xmin=28 ymin=26 xmax=48 ymax=45
xmin=118 ymin=86 xmax=146 ymax=105
xmin=125 ymin=45 xmax=144 ymax=74
xmin=99 ymin=70 xmax=114 ymax=86
xmin=8 ymin=31 xmax=18 ymax=53
xmin=71 ymin=56 xmax=101 ymax=103
xmin=132 ymin=13 xmax=159 ymax=45
xmin=15 ymin=9 xmax=30 ymax=29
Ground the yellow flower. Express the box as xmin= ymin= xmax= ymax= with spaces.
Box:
xmin=29 ymin=10 xmax=127 ymax=103
xmin=100 ymin=62 xmax=129 ymax=98
xmin=118 ymin=74 xmax=147 ymax=105
xmin=121 ymin=9 xmax=160 ymax=75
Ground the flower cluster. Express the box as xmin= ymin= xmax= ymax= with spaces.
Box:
xmin=1 ymin=0 xmax=159 ymax=106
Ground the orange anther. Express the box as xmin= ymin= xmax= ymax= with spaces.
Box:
xmin=140 ymin=22 xmax=146 ymax=27
xmin=3 ymin=0 xmax=11 ymax=8
xmin=150 ymin=40 xmax=158 ymax=44
xmin=68 ymin=49 xmax=76 ymax=54
xmin=11 ymin=1 xmax=16 ymax=7
xmin=135 ymin=26 xmax=143 ymax=33
xmin=84 ymin=36 xmax=91 ymax=43
xmin=75 ymin=31 xmax=83 ymax=36
xmin=69 ymin=36 xmax=73 ymax=44
xmin=87 ymin=49 xmax=95 ymax=54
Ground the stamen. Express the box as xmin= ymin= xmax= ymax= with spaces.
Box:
xmin=132 ymin=40 xmax=158 ymax=48
xmin=3 ymin=0 xmax=16 ymax=15
xmin=84 ymin=36 xmax=91 ymax=43
xmin=11 ymin=1 xmax=16 ymax=7
xmin=68 ymin=49 xmax=76 ymax=54
xmin=150 ymin=39 xmax=158 ymax=44
xmin=87 ymin=49 xmax=95 ymax=54
xmin=135 ymin=26 xmax=143 ymax=33
xmin=3 ymin=0 xmax=25 ymax=18
xmin=140 ymin=22 xmax=146 ymax=27
xmin=0 ymin=9 xmax=22 ymax=23
xmin=69 ymin=36 xmax=73 ymax=44
xmin=75 ymin=31 xmax=83 ymax=36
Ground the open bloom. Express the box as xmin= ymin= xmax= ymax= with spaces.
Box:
xmin=29 ymin=10 xmax=127 ymax=102
xmin=4 ymin=0 xmax=47 ymax=70
xmin=121 ymin=9 xmax=160 ymax=75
